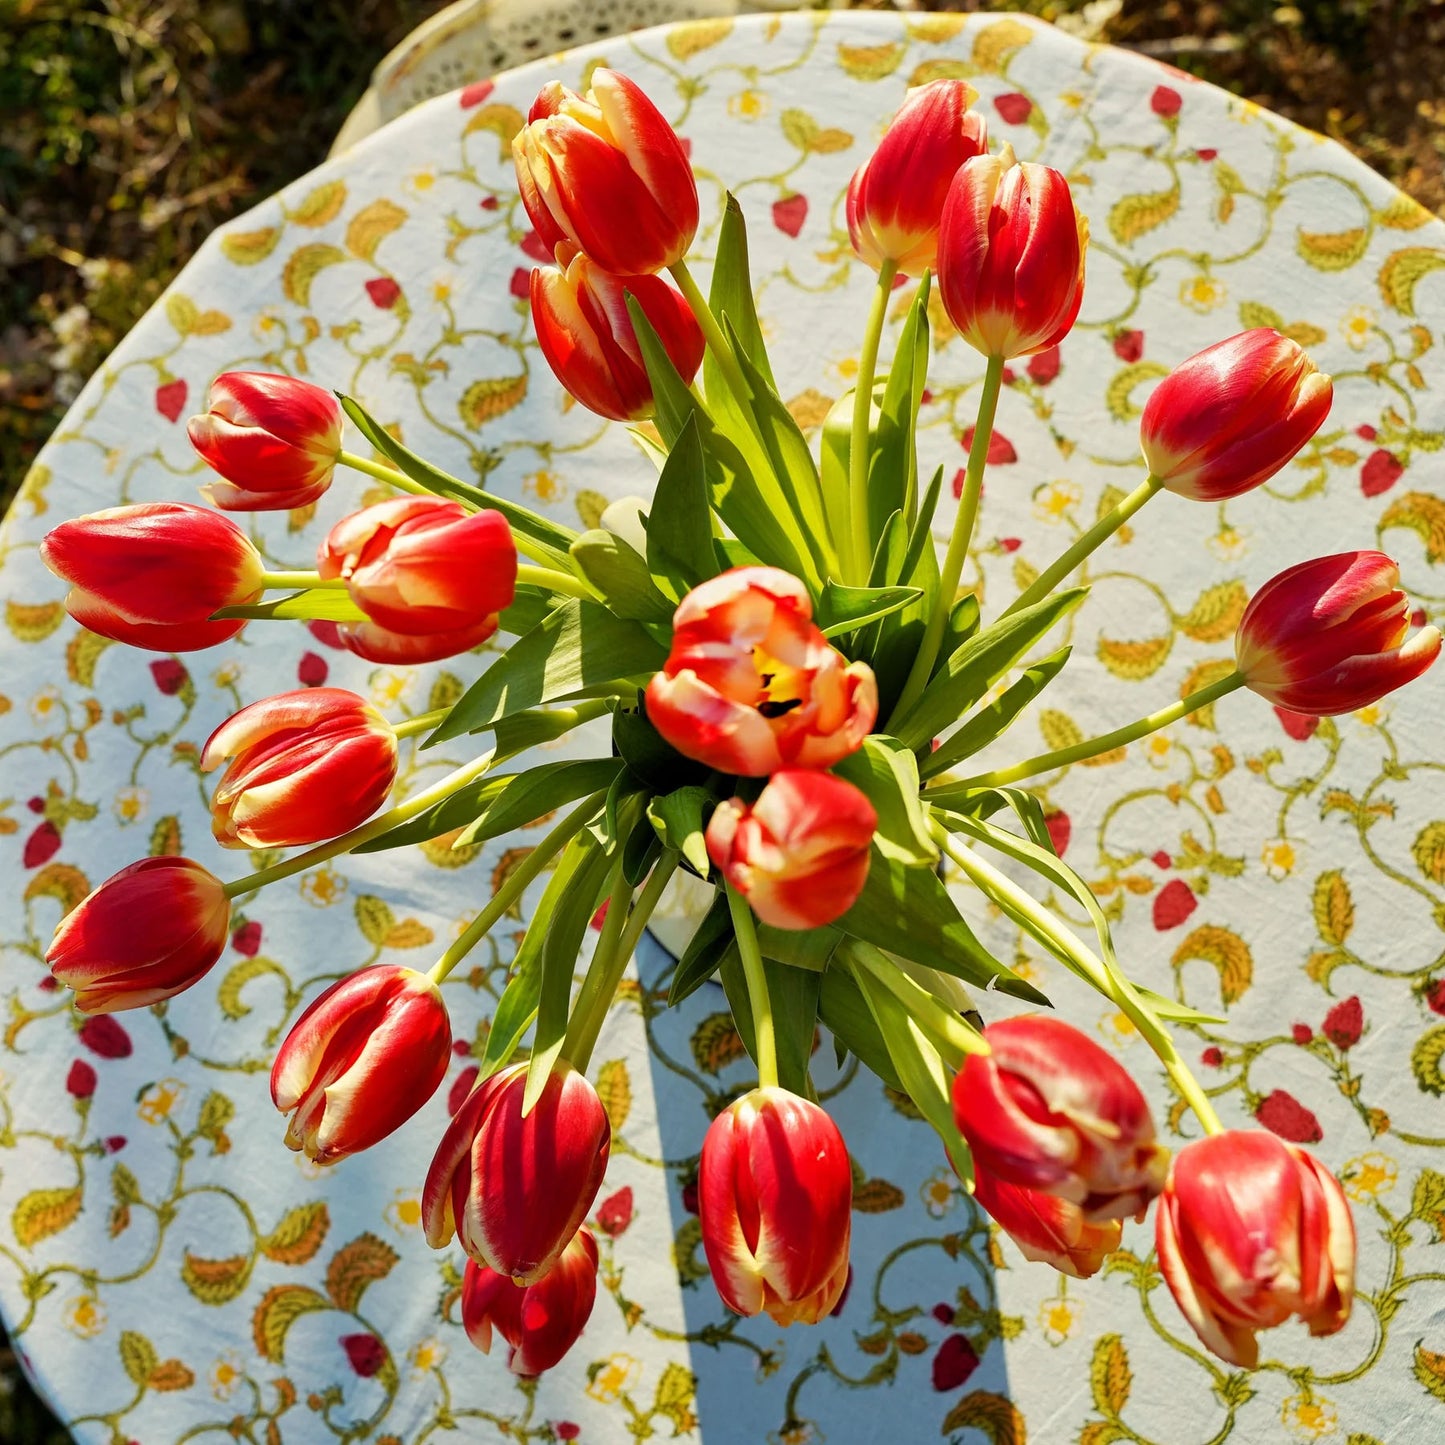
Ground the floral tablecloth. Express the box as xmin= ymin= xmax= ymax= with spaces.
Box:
xmin=3 ymin=9 xmax=1444 ymax=1443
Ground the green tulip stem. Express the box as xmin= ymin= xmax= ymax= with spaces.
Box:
xmin=890 ymin=353 xmax=1006 ymax=729
xmin=1002 ymin=474 xmax=1164 ymax=620
xmin=938 ymin=831 xmax=1225 ymax=1137
xmin=564 ymin=851 xmax=681 ymax=1072
xmin=426 ymin=791 xmax=609 ymax=987
xmin=669 ymin=259 xmax=753 ymax=410
xmin=336 ymin=449 xmax=432 ymax=496
xmin=259 ymin=571 xmax=349 ymax=591
xmin=953 ymin=670 xmax=1246 ymax=790
xmin=335 ymin=449 xmax=561 ymax=570
xmin=847 ymin=258 xmax=900 ymax=583
xmin=845 ymin=941 xmax=986 ymax=1069
xmin=514 ymin=564 xmax=598 ymax=600
xmin=390 ymin=708 xmax=450 ymax=740
xmin=221 ymin=748 xmax=501 ymax=900
xmin=726 ymin=882 xmax=779 ymax=1090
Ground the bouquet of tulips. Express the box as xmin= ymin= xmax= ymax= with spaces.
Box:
xmin=37 ymin=71 xmax=1441 ymax=1378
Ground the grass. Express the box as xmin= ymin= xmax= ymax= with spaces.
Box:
xmin=0 ymin=0 xmax=1440 ymax=1436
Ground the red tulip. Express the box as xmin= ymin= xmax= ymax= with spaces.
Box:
xmin=937 ymin=149 xmax=1087 ymax=359
xmin=1156 ymin=1131 xmax=1355 ymax=1367
xmin=952 ymin=1016 xmax=1168 ymax=1221
xmin=201 ymin=687 xmax=398 ymax=847
xmin=317 ymin=496 xmax=517 ymax=664
xmin=698 ymin=1086 xmax=852 ymax=1326
xmin=461 ymin=1229 xmax=599 ymax=1375
xmin=530 ymin=252 xmax=703 ymax=421
xmin=423 ymin=1061 xmax=611 ymax=1285
xmin=846 ymin=80 xmax=988 ymax=277
xmin=1139 ymin=330 xmax=1333 ymax=501
xmin=187 ymin=371 xmax=343 ymax=511
xmin=40 ymin=503 xmax=264 ymax=652
xmin=46 ymin=857 xmax=230 ymax=1013
xmin=1235 ymin=551 xmax=1441 ymax=714
xmin=705 ymin=769 xmax=876 ymax=930
xmin=970 ymin=1167 xmax=1121 ymax=1278
xmin=271 ymin=964 xmax=450 ymax=1164
xmin=513 ymin=69 xmax=698 ymax=275
xmin=645 ymin=567 xmax=878 ymax=776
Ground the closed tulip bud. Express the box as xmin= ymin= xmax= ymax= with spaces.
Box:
xmin=462 ymin=1229 xmax=599 ymax=1376
xmin=1140 ymin=330 xmax=1334 ymax=500
xmin=1156 ymin=1131 xmax=1355 ymax=1367
xmin=187 ymin=371 xmax=343 ymax=511
xmin=1236 ymin=550 xmax=1441 ymax=715
xmin=271 ymin=965 xmax=450 ymax=1164
xmin=46 ymin=857 xmax=230 ymax=1013
xmin=645 ymin=567 xmax=878 ymax=776
xmin=937 ymin=148 xmax=1087 ymax=359
xmin=952 ymin=1016 xmax=1169 ymax=1221
xmin=970 ymin=1167 xmax=1121 ymax=1279
xmin=846 ymin=80 xmax=989 ymax=277
xmin=201 ymin=687 xmax=398 ymax=847
xmin=706 ymin=770 xmax=877 ymax=930
xmin=531 ymin=252 xmax=704 ymax=421
xmin=39 ymin=503 xmax=264 ymax=652
xmin=514 ymin=69 xmax=698 ymax=276
xmin=698 ymin=1086 xmax=852 ymax=1326
xmin=423 ymin=1061 xmax=611 ymax=1285
xmin=317 ymin=496 xmax=518 ymax=665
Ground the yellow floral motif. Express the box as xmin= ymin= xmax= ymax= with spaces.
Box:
xmin=212 ymin=661 xmax=242 ymax=687
xmin=727 ymin=89 xmax=768 ymax=121
xmin=1179 ymin=274 xmax=1226 ymax=314
xmin=1341 ymin=306 xmax=1376 ymax=351
xmin=1260 ymin=837 xmax=1298 ymax=879
xmin=210 ymin=1353 xmax=245 ymax=1401
xmin=1341 ymin=1151 xmax=1397 ymax=1202
xmin=1097 ymin=1011 xmax=1140 ymax=1050
xmin=830 ymin=354 xmax=860 ymax=386
xmin=138 ymin=1078 xmax=187 ymax=1125
xmin=29 ymin=685 xmax=62 ymax=724
xmin=1032 ymin=480 xmax=1082 ymax=524
xmin=1012 ymin=956 xmax=1042 ymax=984
xmin=585 ymin=1352 xmax=642 ymax=1404
xmin=1145 ymin=734 xmax=1173 ymax=765
xmin=771 ymin=1423 xmax=819 ymax=1445
xmin=409 ymin=1337 xmax=447 ymax=1374
xmin=300 ymin=866 xmax=347 ymax=907
xmin=1207 ymin=524 xmax=1251 ymax=562
xmin=432 ymin=279 xmax=453 ymax=304
xmin=1059 ymin=90 xmax=1086 ymax=110
xmin=921 ymin=1169 xmax=958 ymax=1219
xmin=385 ymin=1189 xmax=424 ymax=1235
xmin=408 ymin=169 xmax=437 ymax=194
xmin=112 ymin=786 xmax=148 ymax=824
xmin=1354 ymin=703 xmax=1383 ymax=727
xmin=525 ymin=469 xmax=563 ymax=504
xmin=1037 ymin=1292 xmax=1079 ymax=1346
xmin=63 ymin=1293 xmax=106 ymax=1339
xmin=368 ymin=671 xmax=414 ymax=709
xmin=1280 ymin=1392 xmax=1338 ymax=1441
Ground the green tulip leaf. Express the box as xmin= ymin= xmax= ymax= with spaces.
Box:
xmin=337 ymin=393 xmax=577 ymax=571
xmin=428 ymin=600 xmax=667 ymax=743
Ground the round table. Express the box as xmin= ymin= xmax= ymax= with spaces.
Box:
xmin=4 ymin=10 xmax=1445 ymax=1443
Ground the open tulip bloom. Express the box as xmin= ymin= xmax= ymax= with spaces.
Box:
xmin=39 ymin=69 xmax=1441 ymax=1377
